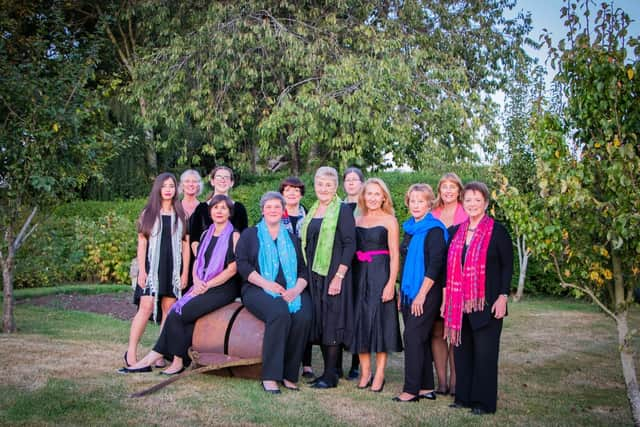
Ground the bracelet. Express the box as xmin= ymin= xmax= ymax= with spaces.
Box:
xmin=335 ymin=271 xmax=345 ymax=279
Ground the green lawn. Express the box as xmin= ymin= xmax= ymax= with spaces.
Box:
xmin=0 ymin=291 xmax=637 ymax=426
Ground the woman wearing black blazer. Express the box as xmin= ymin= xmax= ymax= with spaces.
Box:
xmin=442 ymin=181 xmax=513 ymax=415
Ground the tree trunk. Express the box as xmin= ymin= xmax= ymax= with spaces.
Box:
xmin=615 ymin=312 xmax=640 ymax=426
xmin=2 ymin=229 xmax=16 ymax=333
xmin=139 ymin=97 xmax=157 ymax=175
xmin=514 ymin=233 xmax=528 ymax=302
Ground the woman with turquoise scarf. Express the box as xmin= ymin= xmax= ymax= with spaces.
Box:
xmin=236 ymin=192 xmax=312 ymax=394
xmin=301 ymin=166 xmax=356 ymax=389
xmin=393 ymin=184 xmax=448 ymax=402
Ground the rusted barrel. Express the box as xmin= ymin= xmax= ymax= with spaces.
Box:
xmin=190 ymin=301 xmax=264 ymax=379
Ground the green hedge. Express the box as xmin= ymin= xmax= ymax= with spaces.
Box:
xmin=15 ymin=169 xmax=503 ymax=288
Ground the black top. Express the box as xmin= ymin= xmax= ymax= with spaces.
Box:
xmin=189 ymin=200 xmax=248 ymax=245
xmin=399 ymin=227 xmax=447 ymax=287
xmin=445 ymin=220 xmax=514 ymax=329
xmin=198 ymin=230 xmax=236 ymax=272
xmin=236 ymin=226 xmax=309 ymax=288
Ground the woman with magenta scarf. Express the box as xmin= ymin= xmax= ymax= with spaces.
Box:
xmin=393 ymin=183 xmax=448 ymax=402
xmin=236 ymin=192 xmax=312 ymax=394
xmin=301 ymin=166 xmax=356 ymax=389
xmin=121 ymin=195 xmax=240 ymax=375
xmin=443 ymin=181 xmax=513 ymax=415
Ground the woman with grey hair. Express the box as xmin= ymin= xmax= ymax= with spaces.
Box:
xmin=236 ymin=191 xmax=312 ymax=394
xmin=301 ymin=167 xmax=356 ymax=389
xmin=179 ymin=169 xmax=203 ymax=220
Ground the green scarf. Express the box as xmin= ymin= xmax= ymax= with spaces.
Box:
xmin=300 ymin=195 xmax=342 ymax=276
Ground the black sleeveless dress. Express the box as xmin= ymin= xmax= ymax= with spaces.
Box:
xmin=350 ymin=226 xmax=402 ymax=354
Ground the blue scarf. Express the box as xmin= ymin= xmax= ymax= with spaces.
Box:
xmin=257 ymin=219 xmax=301 ymax=313
xmin=401 ymin=213 xmax=449 ymax=305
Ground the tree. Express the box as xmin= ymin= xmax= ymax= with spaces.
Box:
xmin=0 ymin=1 xmax=117 ymax=332
xmin=533 ymin=1 xmax=639 ymax=422
xmin=124 ymin=0 xmax=532 ymax=174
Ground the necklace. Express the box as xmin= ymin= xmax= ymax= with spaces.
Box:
xmin=468 ymin=227 xmax=476 ymax=232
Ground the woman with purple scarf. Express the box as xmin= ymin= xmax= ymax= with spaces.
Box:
xmin=442 ymin=182 xmax=513 ymax=415
xmin=120 ymin=195 xmax=240 ymax=375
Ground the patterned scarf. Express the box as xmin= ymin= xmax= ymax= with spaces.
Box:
xmin=400 ymin=213 xmax=448 ymax=305
xmin=444 ymin=215 xmax=494 ymax=346
xmin=146 ymin=211 xmax=183 ymax=322
xmin=300 ymin=195 xmax=341 ymax=276
xmin=257 ymin=219 xmax=300 ymax=313
xmin=171 ymin=221 xmax=233 ymax=315
xmin=282 ymin=205 xmax=306 ymax=237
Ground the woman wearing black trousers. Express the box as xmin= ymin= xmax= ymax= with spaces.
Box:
xmin=120 ymin=195 xmax=240 ymax=374
xmin=442 ymin=181 xmax=513 ymax=415
xmin=393 ymin=183 xmax=448 ymax=402
xmin=237 ymin=191 xmax=312 ymax=394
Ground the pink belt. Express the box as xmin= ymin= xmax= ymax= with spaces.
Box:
xmin=356 ymin=250 xmax=390 ymax=263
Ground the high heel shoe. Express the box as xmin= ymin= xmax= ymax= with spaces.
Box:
xmin=371 ymin=379 xmax=385 ymax=393
xmin=392 ymin=395 xmax=420 ymax=402
xmin=123 ymin=351 xmax=131 ymax=367
xmin=356 ymin=376 xmax=372 ymax=389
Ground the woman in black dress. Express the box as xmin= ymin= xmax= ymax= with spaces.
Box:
xmin=300 ymin=166 xmax=356 ymax=389
xmin=190 ymin=166 xmax=248 ymax=258
xmin=394 ymin=184 xmax=448 ymax=402
xmin=122 ymin=173 xmax=190 ymax=367
xmin=120 ymin=195 xmax=240 ymax=374
xmin=443 ymin=181 xmax=513 ymax=415
xmin=236 ymin=192 xmax=312 ymax=394
xmin=351 ymin=178 xmax=402 ymax=392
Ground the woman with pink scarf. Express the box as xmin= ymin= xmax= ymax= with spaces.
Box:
xmin=442 ymin=182 xmax=513 ymax=415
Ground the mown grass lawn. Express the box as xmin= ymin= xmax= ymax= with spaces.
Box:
xmin=0 ymin=290 xmax=637 ymax=426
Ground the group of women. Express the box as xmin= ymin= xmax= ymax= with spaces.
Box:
xmin=118 ymin=166 xmax=513 ymax=416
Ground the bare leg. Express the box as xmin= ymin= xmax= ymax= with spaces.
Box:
xmin=357 ymin=353 xmax=372 ymax=388
xmin=129 ymin=350 xmax=164 ymax=370
xmin=372 ymin=352 xmax=387 ymax=391
xmin=126 ymin=296 xmax=154 ymax=365
xmin=154 ymin=297 xmax=176 ymax=368
xmin=431 ymin=319 xmax=448 ymax=393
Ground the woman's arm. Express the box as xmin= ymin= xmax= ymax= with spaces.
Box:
xmin=329 ymin=205 xmax=356 ymax=296
xmin=136 ymin=233 xmax=148 ymax=288
xmin=382 ymin=216 xmax=400 ymax=303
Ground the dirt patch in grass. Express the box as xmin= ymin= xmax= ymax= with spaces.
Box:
xmin=18 ymin=292 xmax=136 ymax=321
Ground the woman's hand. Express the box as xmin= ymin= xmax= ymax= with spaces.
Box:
xmin=264 ymin=281 xmax=286 ymax=296
xmin=440 ymin=300 xmax=446 ymax=318
xmin=328 ymin=276 xmax=342 ymax=296
xmin=492 ymin=295 xmax=508 ymax=319
xmin=191 ymin=278 xmax=208 ymax=296
xmin=180 ymin=273 xmax=188 ymax=290
xmin=381 ymin=284 xmax=395 ymax=303
xmin=282 ymin=286 xmax=301 ymax=303
xmin=411 ymin=292 xmax=426 ymax=317
xmin=137 ymin=271 xmax=147 ymax=289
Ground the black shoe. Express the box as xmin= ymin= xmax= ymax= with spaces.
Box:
xmin=392 ymin=395 xmax=420 ymax=402
xmin=261 ymin=381 xmax=281 ymax=394
xmin=336 ymin=368 xmax=344 ymax=378
xmin=123 ymin=351 xmax=131 ymax=367
xmin=347 ymin=368 xmax=360 ymax=381
xmin=160 ymin=367 xmax=185 ymax=376
xmin=310 ymin=379 xmax=336 ymax=389
xmin=449 ymin=401 xmax=468 ymax=409
xmin=117 ymin=366 xmax=152 ymax=374
xmin=471 ymin=407 xmax=489 ymax=415
xmin=371 ymin=379 xmax=385 ymax=393
xmin=356 ymin=376 xmax=372 ymax=389
xmin=419 ymin=391 xmax=437 ymax=400
xmin=435 ymin=387 xmax=448 ymax=395
xmin=301 ymin=370 xmax=315 ymax=379
xmin=306 ymin=376 xmax=321 ymax=385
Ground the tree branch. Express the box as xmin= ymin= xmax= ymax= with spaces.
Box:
xmin=551 ymin=253 xmax=616 ymax=320
xmin=277 ymin=77 xmax=321 ymax=105
xmin=12 ymin=206 xmax=38 ymax=253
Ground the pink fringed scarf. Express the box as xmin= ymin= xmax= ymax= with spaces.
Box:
xmin=444 ymin=215 xmax=494 ymax=346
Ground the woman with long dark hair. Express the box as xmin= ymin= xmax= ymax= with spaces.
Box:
xmin=122 ymin=172 xmax=189 ymax=368
xmin=121 ymin=195 xmax=240 ymax=374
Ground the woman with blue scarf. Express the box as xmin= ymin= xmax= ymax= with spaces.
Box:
xmin=236 ymin=192 xmax=312 ymax=394
xmin=393 ymin=184 xmax=448 ymax=403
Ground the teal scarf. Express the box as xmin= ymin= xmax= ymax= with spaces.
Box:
xmin=257 ymin=219 xmax=300 ymax=313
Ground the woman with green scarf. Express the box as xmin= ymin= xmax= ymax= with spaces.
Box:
xmin=301 ymin=166 xmax=356 ymax=389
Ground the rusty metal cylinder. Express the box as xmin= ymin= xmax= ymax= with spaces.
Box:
xmin=191 ymin=301 xmax=265 ymax=379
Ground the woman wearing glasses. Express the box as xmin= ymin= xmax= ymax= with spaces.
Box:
xmin=190 ymin=166 xmax=248 ymax=258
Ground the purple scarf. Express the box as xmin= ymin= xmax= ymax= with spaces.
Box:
xmin=171 ymin=221 xmax=233 ymax=315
